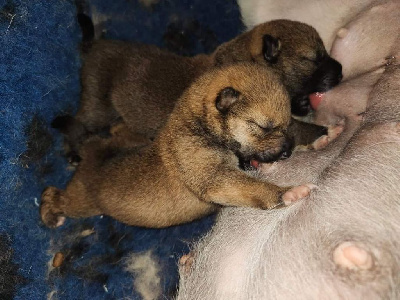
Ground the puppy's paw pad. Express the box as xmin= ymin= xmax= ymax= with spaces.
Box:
xmin=282 ymin=184 xmax=316 ymax=205
xmin=312 ymin=135 xmax=329 ymax=150
xmin=312 ymin=123 xmax=344 ymax=150
xmin=41 ymin=207 xmax=65 ymax=228
xmin=179 ymin=252 xmax=195 ymax=274
xmin=56 ymin=216 xmax=66 ymax=227
xmin=333 ymin=242 xmax=373 ymax=270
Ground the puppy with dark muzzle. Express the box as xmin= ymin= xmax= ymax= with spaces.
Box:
xmin=53 ymin=19 xmax=342 ymax=162
xmin=41 ymin=64 xmax=305 ymax=228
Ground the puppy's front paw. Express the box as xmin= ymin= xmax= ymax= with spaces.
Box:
xmin=179 ymin=252 xmax=195 ymax=275
xmin=312 ymin=122 xmax=344 ymax=150
xmin=281 ymin=184 xmax=316 ymax=205
xmin=40 ymin=187 xmax=66 ymax=228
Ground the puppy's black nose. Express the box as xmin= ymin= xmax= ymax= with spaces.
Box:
xmin=292 ymin=56 xmax=343 ymax=116
xmin=312 ymin=57 xmax=343 ymax=92
xmin=279 ymin=138 xmax=294 ymax=160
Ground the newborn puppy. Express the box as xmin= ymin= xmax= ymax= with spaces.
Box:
xmin=41 ymin=63 xmax=308 ymax=228
xmin=53 ymin=19 xmax=342 ymax=160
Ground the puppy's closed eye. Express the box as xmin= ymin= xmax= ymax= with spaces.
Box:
xmin=251 ymin=120 xmax=274 ymax=132
xmin=301 ymin=56 xmax=318 ymax=64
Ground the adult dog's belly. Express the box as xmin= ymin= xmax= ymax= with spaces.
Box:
xmin=177 ymin=1 xmax=400 ymax=299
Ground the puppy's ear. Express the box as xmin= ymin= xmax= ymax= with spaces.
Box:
xmin=262 ymin=34 xmax=281 ymax=63
xmin=215 ymin=87 xmax=240 ymax=113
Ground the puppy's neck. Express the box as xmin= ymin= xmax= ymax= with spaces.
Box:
xmin=190 ymin=53 xmax=214 ymax=72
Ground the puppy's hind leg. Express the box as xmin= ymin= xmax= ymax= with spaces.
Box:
xmin=40 ymin=141 xmax=105 ymax=228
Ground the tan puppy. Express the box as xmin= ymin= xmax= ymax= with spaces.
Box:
xmin=41 ymin=63 xmax=300 ymax=228
xmin=53 ymin=19 xmax=342 ymax=161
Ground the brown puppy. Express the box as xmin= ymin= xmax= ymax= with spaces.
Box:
xmin=41 ymin=63 xmax=298 ymax=228
xmin=53 ymin=19 xmax=342 ymax=161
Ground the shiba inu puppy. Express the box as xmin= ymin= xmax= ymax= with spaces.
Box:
xmin=53 ymin=19 xmax=342 ymax=162
xmin=41 ymin=63 xmax=307 ymax=228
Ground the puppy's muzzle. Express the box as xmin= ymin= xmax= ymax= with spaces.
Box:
xmin=238 ymin=137 xmax=294 ymax=170
xmin=309 ymin=56 xmax=343 ymax=93
xmin=292 ymin=57 xmax=343 ymax=116
xmin=254 ymin=138 xmax=293 ymax=162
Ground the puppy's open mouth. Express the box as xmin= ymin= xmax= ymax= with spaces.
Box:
xmin=250 ymin=150 xmax=291 ymax=169
xmin=239 ymin=150 xmax=291 ymax=171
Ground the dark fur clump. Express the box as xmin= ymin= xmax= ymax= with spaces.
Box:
xmin=21 ymin=115 xmax=53 ymax=166
xmin=0 ymin=1 xmax=15 ymax=24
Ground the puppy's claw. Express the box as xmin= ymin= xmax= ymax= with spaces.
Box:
xmin=281 ymin=184 xmax=316 ymax=205
xmin=67 ymin=151 xmax=81 ymax=166
xmin=56 ymin=216 xmax=66 ymax=227
xmin=40 ymin=187 xmax=66 ymax=228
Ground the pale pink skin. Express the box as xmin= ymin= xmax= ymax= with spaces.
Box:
xmin=333 ymin=242 xmax=374 ymax=270
xmin=314 ymin=1 xmax=400 ymax=126
xmin=179 ymin=70 xmax=400 ymax=300
xmin=237 ymin=0 xmax=377 ymax=51
xmin=281 ymin=184 xmax=316 ymax=206
xmin=178 ymin=2 xmax=400 ymax=299
xmin=330 ymin=1 xmax=400 ymax=81
xmin=311 ymin=68 xmax=383 ymax=126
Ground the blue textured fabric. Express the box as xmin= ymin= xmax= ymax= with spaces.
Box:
xmin=0 ymin=0 xmax=242 ymax=298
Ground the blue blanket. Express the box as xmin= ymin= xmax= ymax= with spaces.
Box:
xmin=0 ymin=0 xmax=241 ymax=298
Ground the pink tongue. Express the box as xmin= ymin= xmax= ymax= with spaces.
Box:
xmin=250 ymin=159 xmax=260 ymax=169
xmin=309 ymin=92 xmax=325 ymax=110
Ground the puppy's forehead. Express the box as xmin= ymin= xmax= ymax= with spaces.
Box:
xmin=205 ymin=64 xmax=291 ymax=124
xmin=206 ymin=64 xmax=286 ymax=101
xmin=250 ymin=20 xmax=325 ymax=56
